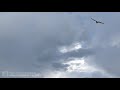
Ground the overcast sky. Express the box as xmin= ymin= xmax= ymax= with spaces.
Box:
xmin=0 ymin=12 xmax=120 ymax=78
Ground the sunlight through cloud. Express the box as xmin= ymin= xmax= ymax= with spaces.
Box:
xmin=58 ymin=42 xmax=82 ymax=53
xmin=63 ymin=57 xmax=97 ymax=73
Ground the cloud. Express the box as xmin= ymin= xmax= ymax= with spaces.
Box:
xmin=0 ymin=12 xmax=120 ymax=78
xmin=0 ymin=12 xmax=89 ymax=77
xmin=43 ymin=57 xmax=112 ymax=78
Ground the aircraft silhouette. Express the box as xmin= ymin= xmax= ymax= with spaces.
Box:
xmin=91 ymin=18 xmax=104 ymax=24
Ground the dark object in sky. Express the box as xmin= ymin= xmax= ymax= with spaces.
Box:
xmin=91 ymin=18 xmax=104 ymax=24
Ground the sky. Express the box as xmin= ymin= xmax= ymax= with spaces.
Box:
xmin=0 ymin=12 xmax=120 ymax=78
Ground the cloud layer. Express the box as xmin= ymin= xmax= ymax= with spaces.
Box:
xmin=0 ymin=12 xmax=120 ymax=78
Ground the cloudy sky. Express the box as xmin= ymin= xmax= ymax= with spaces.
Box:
xmin=0 ymin=12 xmax=120 ymax=78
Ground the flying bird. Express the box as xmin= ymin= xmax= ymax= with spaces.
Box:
xmin=91 ymin=18 xmax=104 ymax=24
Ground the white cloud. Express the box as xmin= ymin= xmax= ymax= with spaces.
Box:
xmin=43 ymin=57 xmax=112 ymax=78
xmin=63 ymin=57 xmax=96 ymax=72
xmin=58 ymin=42 xmax=82 ymax=53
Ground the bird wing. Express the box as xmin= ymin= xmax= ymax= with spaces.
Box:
xmin=91 ymin=18 xmax=97 ymax=22
xmin=99 ymin=21 xmax=104 ymax=24
xmin=100 ymin=22 xmax=104 ymax=24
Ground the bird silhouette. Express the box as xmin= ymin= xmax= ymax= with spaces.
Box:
xmin=91 ymin=18 xmax=104 ymax=24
